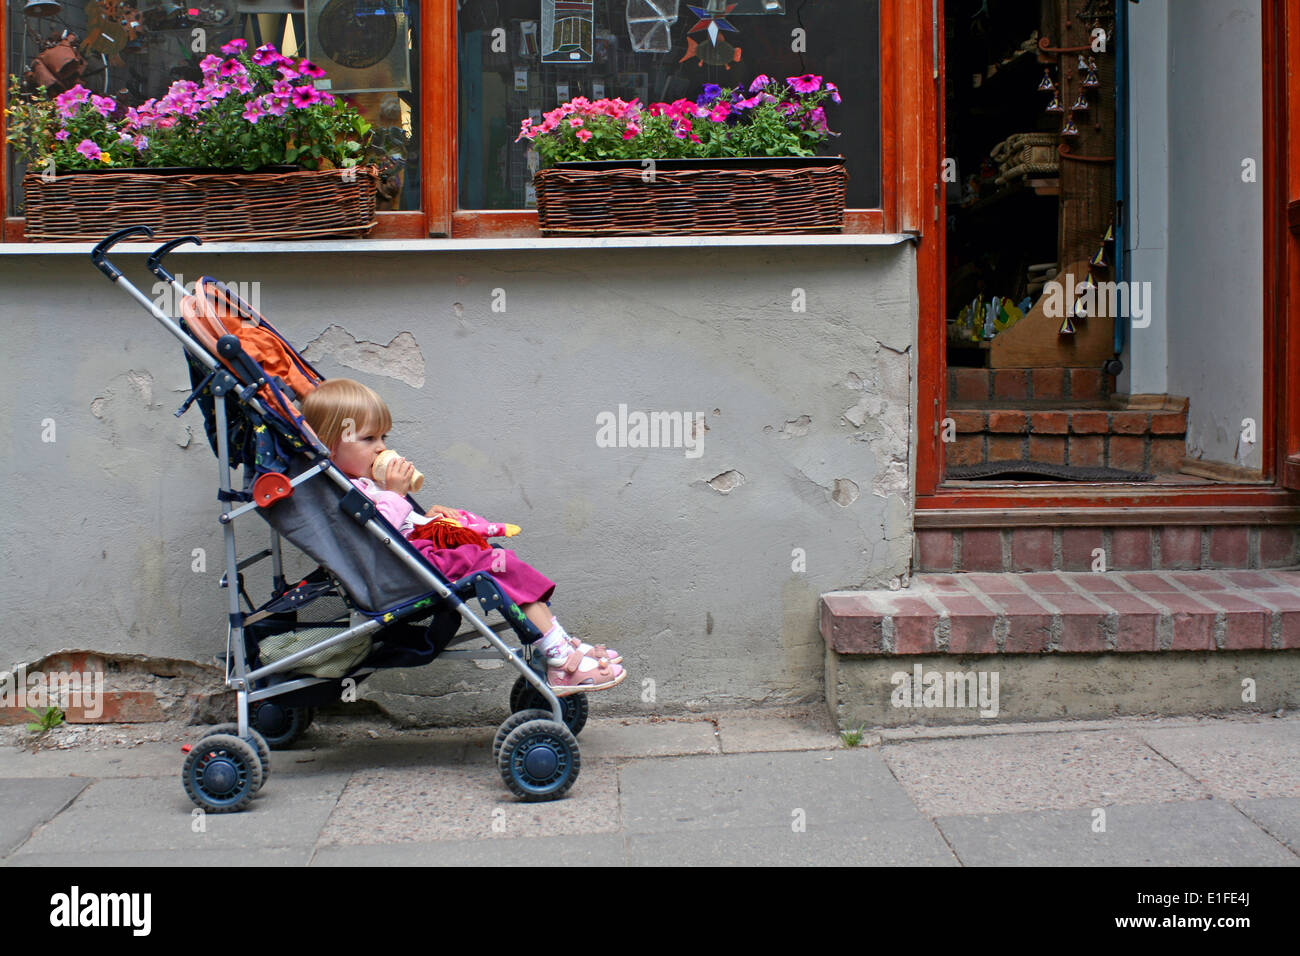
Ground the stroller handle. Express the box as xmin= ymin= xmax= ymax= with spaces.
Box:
xmin=91 ymin=225 xmax=154 ymax=281
xmin=148 ymin=235 xmax=203 ymax=283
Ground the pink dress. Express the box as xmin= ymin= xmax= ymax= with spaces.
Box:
xmin=350 ymin=477 xmax=556 ymax=605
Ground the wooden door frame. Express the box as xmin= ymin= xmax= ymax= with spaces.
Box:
xmin=916 ymin=0 xmax=1300 ymax=513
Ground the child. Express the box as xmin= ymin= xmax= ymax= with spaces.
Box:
xmin=299 ymin=378 xmax=625 ymax=696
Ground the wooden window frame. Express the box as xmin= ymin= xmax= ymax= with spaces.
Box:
xmin=2 ymin=0 xmax=920 ymax=240
xmin=914 ymin=0 xmax=1300 ymax=514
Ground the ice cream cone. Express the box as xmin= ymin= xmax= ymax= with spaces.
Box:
xmin=372 ymin=449 xmax=424 ymax=492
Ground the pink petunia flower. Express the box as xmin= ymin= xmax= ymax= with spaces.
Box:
xmin=319 ymin=92 xmax=336 ymax=106
xmin=242 ymin=100 xmax=264 ymax=123
xmin=264 ymin=95 xmax=289 ymax=117
xmin=825 ymin=82 xmax=841 ymax=104
xmin=808 ymin=106 xmax=829 ymax=132
xmin=54 ymin=129 xmax=69 ymax=140
xmin=290 ymin=85 xmax=319 ymax=108
xmin=232 ymin=73 xmax=254 ymax=95
xmin=252 ymin=43 xmax=277 ymax=65
xmin=709 ymin=102 xmax=731 ymax=122
xmin=75 ymin=139 xmax=101 ymax=161
xmin=133 ymin=134 xmax=149 ymax=151
xmin=220 ymin=38 xmax=248 ymax=55
xmin=787 ymin=74 xmax=822 ymax=94
xmin=277 ymin=64 xmax=300 ymax=81
xmin=575 ymin=129 xmax=593 ymax=142
xmin=568 ymin=116 xmax=584 ymax=128
xmin=199 ymin=54 xmax=223 ymax=76
xmin=219 ymin=59 xmax=246 ymax=77
xmin=297 ymin=59 xmax=327 ymax=79
xmin=748 ymin=74 xmax=772 ymax=93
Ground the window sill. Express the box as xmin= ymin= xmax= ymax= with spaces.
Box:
xmin=0 ymin=234 xmax=917 ymax=255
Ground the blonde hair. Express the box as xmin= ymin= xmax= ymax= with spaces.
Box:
xmin=299 ymin=378 xmax=393 ymax=452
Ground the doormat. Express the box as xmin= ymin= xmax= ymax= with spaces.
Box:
xmin=946 ymin=461 xmax=1154 ymax=482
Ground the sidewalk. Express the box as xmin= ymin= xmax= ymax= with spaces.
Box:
xmin=2 ymin=709 xmax=1297 ymax=866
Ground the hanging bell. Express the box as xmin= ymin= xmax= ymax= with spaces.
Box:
xmin=1059 ymin=314 xmax=1077 ymax=334
xmin=23 ymin=0 xmax=62 ymax=15
xmin=1083 ymin=57 xmax=1100 ymax=88
xmin=1102 ymin=222 xmax=1115 ymax=243
xmin=1045 ymin=92 xmax=1063 ymax=113
xmin=1038 ymin=69 xmax=1056 ymax=91
xmin=1071 ymin=92 xmax=1089 ymax=111
xmin=1090 ymin=246 xmax=1109 ymax=268
xmin=1061 ymin=112 xmax=1079 ymax=136
xmin=1077 ymin=54 xmax=1090 ymax=71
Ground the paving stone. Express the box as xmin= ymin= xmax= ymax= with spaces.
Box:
xmin=716 ymin=713 xmax=840 ymax=753
xmin=311 ymin=834 xmax=626 ymax=866
xmin=0 ymin=778 xmax=88 ymax=857
xmin=1233 ymin=798 xmax=1300 ymax=854
xmin=10 ymin=773 xmax=349 ymax=855
xmin=1139 ymin=720 xmax=1300 ymax=800
xmin=935 ymin=799 xmax=1299 ymax=866
xmin=881 ymin=731 xmax=1208 ymax=817
xmin=317 ymin=758 xmax=620 ymax=845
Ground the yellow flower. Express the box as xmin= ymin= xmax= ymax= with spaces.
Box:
xmin=99 ymin=153 xmax=113 ymax=165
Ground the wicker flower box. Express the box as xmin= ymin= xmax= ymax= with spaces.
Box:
xmin=533 ymin=156 xmax=848 ymax=237
xmin=22 ymin=165 xmax=380 ymax=242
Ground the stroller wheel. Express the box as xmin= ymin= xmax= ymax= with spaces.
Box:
xmin=182 ymin=733 xmax=263 ymax=813
xmin=250 ymin=702 xmax=314 ymax=749
xmin=497 ymin=719 xmax=580 ymax=802
xmin=493 ymin=709 xmax=551 ymax=762
xmin=509 ymin=676 xmax=589 ymax=737
xmin=199 ymin=724 xmax=272 ymax=791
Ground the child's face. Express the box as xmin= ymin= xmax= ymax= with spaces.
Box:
xmin=331 ymin=418 xmax=387 ymax=480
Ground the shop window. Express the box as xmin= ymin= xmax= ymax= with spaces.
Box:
xmin=3 ymin=0 xmax=420 ymax=217
xmin=455 ymin=0 xmax=881 ymax=212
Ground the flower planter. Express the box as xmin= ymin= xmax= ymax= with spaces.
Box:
xmin=533 ymin=155 xmax=848 ymax=237
xmin=21 ymin=165 xmax=380 ymax=242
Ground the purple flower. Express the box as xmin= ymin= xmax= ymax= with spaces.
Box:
xmin=808 ymin=106 xmax=829 ymax=132
xmin=825 ymin=81 xmax=841 ymax=104
xmin=318 ymin=91 xmax=336 ymax=106
xmin=232 ymin=73 xmax=254 ymax=95
xmin=91 ymin=94 xmax=117 ymax=118
xmin=54 ymin=84 xmax=91 ymax=119
xmin=133 ymin=134 xmax=149 ymax=151
xmin=733 ymin=93 xmax=762 ymax=110
xmin=264 ymin=95 xmax=289 ymax=117
xmin=748 ymin=74 xmax=772 ymax=93
xmin=75 ymin=139 xmax=101 ymax=161
xmin=54 ymin=129 xmax=69 ymax=141
xmin=696 ymin=83 xmax=723 ymax=106
xmin=787 ymin=74 xmax=822 ymax=94
xmin=220 ymin=38 xmax=248 ymax=55
xmin=199 ymin=54 xmax=223 ymax=77
xmin=242 ymin=100 xmax=264 ymax=123
xmin=297 ymin=59 xmax=327 ymax=79
xmin=219 ymin=58 xmax=246 ymax=77
xmin=251 ymin=43 xmax=278 ymax=65
xmin=272 ymin=80 xmax=293 ymax=96
xmin=277 ymin=64 xmax=300 ymax=81
xmin=290 ymin=85 xmax=320 ymax=108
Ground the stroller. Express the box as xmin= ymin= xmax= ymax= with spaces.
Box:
xmin=92 ymin=226 xmax=590 ymax=810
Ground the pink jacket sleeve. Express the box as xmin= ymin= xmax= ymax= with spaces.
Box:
xmin=350 ymin=477 xmax=414 ymax=532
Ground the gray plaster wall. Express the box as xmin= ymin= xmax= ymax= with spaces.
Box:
xmin=0 ymin=244 xmax=916 ymax=720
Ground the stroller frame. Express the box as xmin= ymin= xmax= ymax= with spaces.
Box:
xmin=92 ymin=226 xmax=585 ymax=808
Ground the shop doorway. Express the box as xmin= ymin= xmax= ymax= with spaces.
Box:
xmin=940 ymin=0 xmax=1266 ymax=488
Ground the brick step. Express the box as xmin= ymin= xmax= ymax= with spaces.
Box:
xmin=948 ymin=366 xmax=1116 ymax=403
xmin=945 ymin=405 xmax=1189 ymax=472
xmin=821 ymin=569 xmax=1300 ymax=655
xmin=916 ymin=525 xmax=1299 ymax=572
